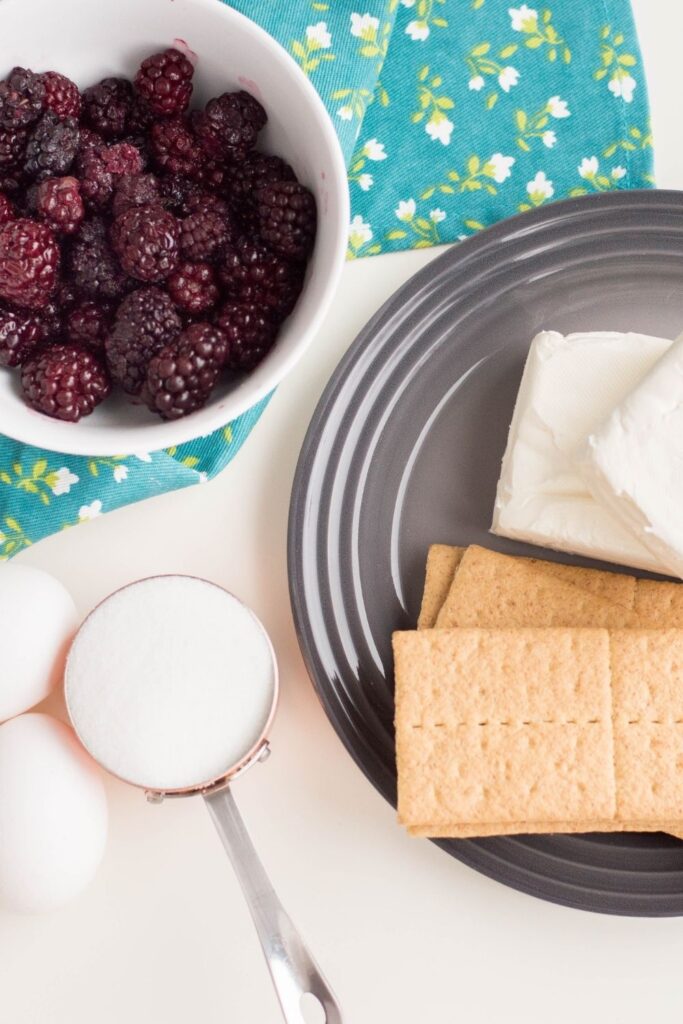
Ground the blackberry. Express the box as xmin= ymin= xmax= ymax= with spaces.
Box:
xmin=215 ymin=301 xmax=276 ymax=371
xmin=254 ymin=180 xmax=316 ymax=261
xmin=82 ymin=77 xmax=133 ymax=139
xmin=218 ymin=238 xmax=303 ymax=319
xmin=76 ymin=145 xmax=113 ymax=209
xmin=69 ymin=217 xmax=129 ymax=300
xmin=192 ymin=91 xmax=266 ymax=160
xmin=0 ymin=68 xmax=45 ymax=130
xmin=168 ymin=261 xmax=218 ymax=315
xmin=21 ymin=343 xmax=111 ymax=421
xmin=231 ymin=150 xmax=294 ymax=208
xmin=112 ymin=173 xmax=161 ymax=218
xmin=180 ymin=207 xmax=231 ymax=262
xmin=150 ymin=118 xmax=201 ymax=176
xmin=135 ymin=48 xmax=194 ymax=117
xmin=144 ymin=323 xmax=227 ymax=420
xmin=105 ymin=286 xmax=181 ymax=394
xmin=0 ymin=192 xmax=14 ymax=226
xmin=0 ymin=125 xmax=28 ymax=173
xmin=111 ymin=203 xmax=180 ymax=282
xmin=186 ymin=191 xmax=230 ymax=217
xmin=0 ymin=303 xmax=44 ymax=366
xmin=35 ymin=176 xmax=84 ymax=234
xmin=24 ymin=112 xmax=80 ymax=181
xmin=41 ymin=72 xmax=82 ymax=120
xmin=0 ymin=218 xmax=59 ymax=310
xmin=128 ymin=96 xmax=156 ymax=136
xmin=102 ymin=142 xmax=144 ymax=177
xmin=39 ymin=295 xmax=66 ymax=341
xmin=67 ymin=299 xmax=113 ymax=351
xmin=195 ymin=158 xmax=230 ymax=194
xmin=55 ymin=280 xmax=79 ymax=313
xmin=77 ymin=127 xmax=104 ymax=155
xmin=159 ymin=173 xmax=201 ymax=215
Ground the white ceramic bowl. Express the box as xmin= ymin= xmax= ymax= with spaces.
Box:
xmin=0 ymin=0 xmax=348 ymax=455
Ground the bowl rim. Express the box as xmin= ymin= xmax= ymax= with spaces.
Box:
xmin=0 ymin=0 xmax=349 ymax=457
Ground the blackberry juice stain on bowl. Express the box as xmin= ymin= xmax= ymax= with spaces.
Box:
xmin=0 ymin=0 xmax=348 ymax=456
xmin=0 ymin=52 xmax=316 ymax=423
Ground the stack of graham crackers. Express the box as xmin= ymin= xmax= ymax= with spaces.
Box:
xmin=394 ymin=545 xmax=683 ymax=840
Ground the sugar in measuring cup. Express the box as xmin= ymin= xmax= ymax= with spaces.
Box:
xmin=65 ymin=575 xmax=341 ymax=1024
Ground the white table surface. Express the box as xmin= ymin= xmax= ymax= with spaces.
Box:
xmin=4 ymin=2 xmax=683 ymax=1020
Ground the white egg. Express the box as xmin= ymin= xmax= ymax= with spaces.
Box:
xmin=0 ymin=564 xmax=78 ymax=721
xmin=0 ymin=714 xmax=108 ymax=913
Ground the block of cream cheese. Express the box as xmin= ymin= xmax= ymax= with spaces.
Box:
xmin=492 ymin=330 xmax=671 ymax=572
xmin=581 ymin=335 xmax=683 ymax=580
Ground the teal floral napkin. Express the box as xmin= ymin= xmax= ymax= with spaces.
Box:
xmin=0 ymin=0 xmax=653 ymax=558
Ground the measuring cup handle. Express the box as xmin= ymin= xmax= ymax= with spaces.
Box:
xmin=204 ymin=786 xmax=342 ymax=1024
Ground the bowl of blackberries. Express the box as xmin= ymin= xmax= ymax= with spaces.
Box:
xmin=0 ymin=0 xmax=348 ymax=455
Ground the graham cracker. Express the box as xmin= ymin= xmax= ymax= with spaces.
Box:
xmin=417 ymin=545 xmax=466 ymax=630
xmin=394 ymin=628 xmax=616 ymax=831
xmin=631 ymin=579 xmax=683 ymax=628
xmin=434 ymin=546 xmax=634 ymax=629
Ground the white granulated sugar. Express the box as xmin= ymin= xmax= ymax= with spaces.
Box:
xmin=66 ymin=577 xmax=276 ymax=791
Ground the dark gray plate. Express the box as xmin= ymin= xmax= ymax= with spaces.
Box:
xmin=288 ymin=190 xmax=683 ymax=916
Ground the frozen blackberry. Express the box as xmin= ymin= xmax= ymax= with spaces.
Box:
xmin=168 ymin=261 xmax=218 ymax=315
xmin=180 ymin=207 xmax=231 ymax=262
xmin=21 ymin=343 xmax=111 ymax=421
xmin=66 ymin=299 xmax=113 ymax=351
xmin=39 ymin=295 xmax=66 ymax=342
xmin=0 ymin=218 xmax=59 ymax=310
xmin=77 ymin=127 xmax=104 ymax=155
xmin=196 ymin=158 xmax=231 ymax=194
xmin=24 ymin=112 xmax=80 ymax=181
xmin=69 ymin=217 xmax=129 ymax=301
xmin=41 ymin=72 xmax=82 ymax=120
xmin=214 ymin=301 xmax=276 ymax=371
xmin=218 ymin=238 xmax=303 ymax=319
xmin=0 ymin=68 xmax=45 ymax=130
xmin=135 ymin=48 xmax=194 ymax=117
xmin=112 ymin=172 xmax=161 ymax=218
xmin=128 ymin=96 xmax=156 ymax=136
xmin=82 ymin=77 xmax=133 ymax=139
xmin=254 ymin=180 xmax=316 ymax=261
xmin=159 ymin=173 xmax=202 ymax=215
xmin=0 ymin=303 xmax=44 ymax=366
xmin=0 ymin=125 xmax=28 ymax=174
xmin=111 ymin=203 xmax=180 ymax=282
xmin=106 ymin=286 xmax=182 ymax=394
xmin=229 ymin=152 xmax=295 ymax=216
xmin=150 ymin=118 xmax=201 ymax=176
xmin=76 ymin=145 xmax=113 ymax=209
xmin=144 ymin=324 xmax=226 ymax=420
xmin=186 ymin=191 xmax=230 ymax=217
xmin=0 ymin=192 xmax=14 ymax=225
xmin=192 ymin=91 xmax=266 ymax=160
xmin=35 ymin=176 xmax=84 ymax=234
xmin=102 ymin=142 xmax=144 ymax=177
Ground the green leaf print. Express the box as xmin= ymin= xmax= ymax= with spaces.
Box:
xmin=594 ymin=25 xmax=637 ymax=101
xmin=290 ymin=22 xmax=336 ymax=77
xmin=509 ymin=6 xmax=570 ymax=63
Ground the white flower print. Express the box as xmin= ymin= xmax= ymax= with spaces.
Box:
xmin=0 ymin=530 xmax=5 ymax=545
xmin=363 ymin=138 xmax=387 ymax=161
xmin=430 ymin=208 xmax=447 ymax=223
xmin=306 ymin=22 xmax=332 ymax=49
xmin=350 ymin=12 xmax=380 ymax=39
xmin=547 ymin=95 xmax=570 ymax=118
xmin=135 ymin=452 xmax=152 ymax=463
xmin=527 ymin=171 xmax=554 ymax=199
xmin=79 ymin=499 xmax=102 ymax=521
xmin=113 ymin=464 xmax=129 ymax=483
xmin=51 ymin=467 xmax=79 ymax=496
xmin=578 ymin=156 xmax=599 ymax=179
xmin=608 ymin=74 xmax=636 ymax=103
xmin=509 ymin=5 xmax=538 ymax=31
xmin=426 ymin=117 xmax=454 ymax=145
xmin=396 ymin=198 xmax=417 ymax=221
xmin=406 ymin=20 xmax=430 ymax=41
xmin=401 ymin=0 xmax=415 ymax=5
xmin=357 ymin=173 xmax=373 ymax=191
xmin=348 ymin=214 xmax=373 ymax=247
xmin=498 ymin=67 xmax=520 ymax=93
xmin=487 ymin=153 xmax=515 ymax=183
xmin=468 ymin=75 xmax=485 ymax=92
xmin=542 ymin=130 xmax=557 ymax=148
xmin=611 ymin=165 xmax=627 ymax=180
xmin=337 ymin=105 xmax=353 ymax=121
xmin=198 ymin=472 xmax=209 ymax=484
